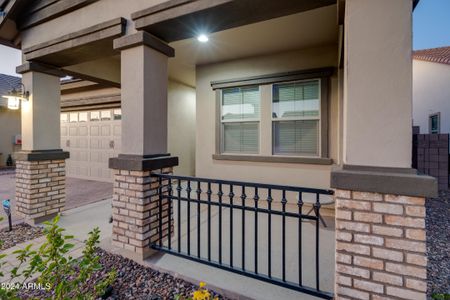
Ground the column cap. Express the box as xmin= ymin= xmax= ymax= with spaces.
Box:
xmin=113 ymin=31 xmax=175 ymax=57
xmin=109 ymin=154 xmax=178 ymax=171
xmin=16 ymin=62 xmax=66 ymax=77
xmin=15 ymin=150 xmax=70 ymax=161
xmin=331 ymin=164 xmax=438 ymax=198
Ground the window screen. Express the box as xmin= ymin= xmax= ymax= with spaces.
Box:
xmin=221 ymin=86 xmax=260 ymax=154
xmin=272 ymin=80 xmax=320 ymax=156
xmin=273 ymin=120 xmax=319 ymax=155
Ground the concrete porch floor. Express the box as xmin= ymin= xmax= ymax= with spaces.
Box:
xmin=107 ymin=198 xmax=335 ymax=300
xmin=0 ymin=172 xmax=112 ymax=227
xmin=1 ymin=173 xmax=335 ymax=299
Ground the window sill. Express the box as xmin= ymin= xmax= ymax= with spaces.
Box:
xmin=212 ymin=154 xmax=333 ymax=165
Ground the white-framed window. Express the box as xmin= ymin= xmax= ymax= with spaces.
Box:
xmin=429 ymin=113 xmax=440 ymax=134
xmin=101 ymin=110 xmax=111 ymax=120
xmin=272 ymin=79 xmax=321 ymax=156
xmin=79 ymin=112 xmax=88 ymax=122
xmin=90 ymin=111 xmax=100 ymax=121
xmin=220 ymin=86 xmax=260 ymax=154
xmin=69 ymin=112 xmax=78 ymax=123
xmin=214 ymin=69 xmax=331 ymax=160
xmin=113 ymin=109 xmax=122 ymax=120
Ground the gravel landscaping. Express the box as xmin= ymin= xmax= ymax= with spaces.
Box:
xmin=0 ymin=223 xmax=44 ymax=250
xmin=17 ymin=248 xmax=227 ymax=300
xmin=426 ymin=190 xmax=450 ymax=296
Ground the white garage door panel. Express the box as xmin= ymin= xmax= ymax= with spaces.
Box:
xmin=61 ymin=109 xmax=122 ymax=182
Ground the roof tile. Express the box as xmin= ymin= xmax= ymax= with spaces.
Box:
xmin=413 ymin=46 xmax=450 ymax=66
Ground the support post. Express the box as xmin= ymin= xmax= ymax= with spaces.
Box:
xmin=15 ymin=63 xmax=69 ymax=225
xmin=109 ymin=31 xmax=178 ymax=260
xmin=332 ymin=1 xmax=437 ymax=299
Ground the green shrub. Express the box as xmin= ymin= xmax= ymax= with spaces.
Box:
xmin=0 ymin=215 xmax=116 ymax=300
xmin=432 ymin=293 xmax=450 ymax=300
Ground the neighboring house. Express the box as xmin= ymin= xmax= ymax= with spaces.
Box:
xmin=60 ymin=79 xmax=195 ymax=181
xmin=0 ymin=1 xmax=437 ymax=300
xmin=0 ymin=73 xmax=21 ymax=166
xmin=413 ymin=46 xmax=450 ymax=134
xmin=0 ymin=77 xmax=195 ymax=180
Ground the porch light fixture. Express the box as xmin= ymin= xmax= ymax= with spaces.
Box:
xmin=197 ymin=34 xmax=209 ymax=43
xmin=2 ymin=83 xmax=29 ymax=110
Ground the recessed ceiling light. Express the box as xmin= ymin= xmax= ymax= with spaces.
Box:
xmin=197 ymin=34 xmax=209 ymax=43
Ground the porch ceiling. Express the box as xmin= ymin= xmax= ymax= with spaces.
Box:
xmin=133 ymin=0 xmax=336 ymax=43
xmin=168 ymin=5 xmax=339 ymax=87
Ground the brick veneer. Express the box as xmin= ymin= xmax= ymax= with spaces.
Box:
xmin=15 ymin=160 xmax=66 ymax=224
xmin=335 ymin=189 xmax=427 ymax=300
xmin=111 ymin=167 xmax=173 ymax=260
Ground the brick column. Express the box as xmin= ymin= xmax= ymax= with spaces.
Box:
xmin=15 ymin=159 xmax=67 ymax=224
xmin=110 ymin=163 xmax=176 ymax=260
xmin=335 ymin=189 xmax=428 ymax=300
xmin=15 ymin=63 xmax=68 ymax=225
xmin=110 ymin=31 xmax=176 ymax=260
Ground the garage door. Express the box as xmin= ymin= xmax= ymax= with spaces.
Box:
xmin=61 ymin=109 xmax=122 ymax=182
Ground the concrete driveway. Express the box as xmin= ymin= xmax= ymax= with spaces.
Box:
xmin=0 ymin=172 xmax=112 ymax=227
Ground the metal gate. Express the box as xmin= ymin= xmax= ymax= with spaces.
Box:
xmin=151 ymin=173 xmax=334 ymax=299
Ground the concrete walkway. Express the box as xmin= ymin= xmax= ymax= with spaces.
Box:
xmin=1 ymin=191 xmax=335 ymax=299
xmin=0 ymin=173 xmax=112 ymax=227
xmin=0 ymin=199 xmax=112 ymax=283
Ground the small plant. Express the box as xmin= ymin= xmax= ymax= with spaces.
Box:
xmin=175 ymin=282 xmax=219 ymax=300
xmin=432 ymin=293 xmax=450 ymax=300
xmin=0 ymin=215 xmax=116 ymax=300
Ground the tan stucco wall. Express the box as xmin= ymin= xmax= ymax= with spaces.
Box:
xmin=195 ymin=45 xmax=339 ymax=189
xmin=413 ymin=60 xmax=450 ymax=134
xmin=0 ymin=108 xmax=21 ymax=166
xmin=343 ymin=0 xmax=413 ymax=168
xmin=20 ymin=0 xmax=168 ymax=49
xmin=168 ymin=81 xmax=196 ymax=176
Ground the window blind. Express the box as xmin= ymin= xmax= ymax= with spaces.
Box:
xmin=272 ymin=80 xmax=319 ymax=118
xmin=223 ymin=122 xmax=259 ymax=153
xmin=273 ymin=119 xmax=319 ymax=156
xmin=222 ymin=86 xmax=260 ymax=120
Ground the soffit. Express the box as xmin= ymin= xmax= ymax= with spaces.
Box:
xmin=168 ymin=5 xmax=338 ymax=86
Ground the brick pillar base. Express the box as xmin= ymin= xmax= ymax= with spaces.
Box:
xmin=110 ymin=156 xmax=177 ymax=261
xmin=15 ymin=159 xmax=67 ymax=225
xmin=335 ymin=190 xmax=427 ymax=300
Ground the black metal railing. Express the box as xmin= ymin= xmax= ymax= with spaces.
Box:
xmin=151 ymin=173 xmax=334 ymax=300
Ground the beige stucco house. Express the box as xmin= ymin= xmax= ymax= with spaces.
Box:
xmin=413 ymin=46 xmax=450 ymax=135
xmin=0 ymin=73 xmax=21 ymax=166
xmin=59 ymin=78 xmax=195 ymax=181
xmin=0 ymin=75 xmax=196 ymax=180
xmin=0 ymin=0 xmax=438 ymax=299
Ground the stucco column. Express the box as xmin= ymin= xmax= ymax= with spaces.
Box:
xmin=331 ymin=1 xmax=437 ymax=299
xmin=109 ymin=31 xmax=178 ymax=260
xmin=342 ymin=0 xmax=413 ymax=168
xmin=15 ymin=62 xmax=69 ymax=225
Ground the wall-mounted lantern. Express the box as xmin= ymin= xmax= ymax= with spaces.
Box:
xmin=2 ymin=83 xmax=29 ymax=110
